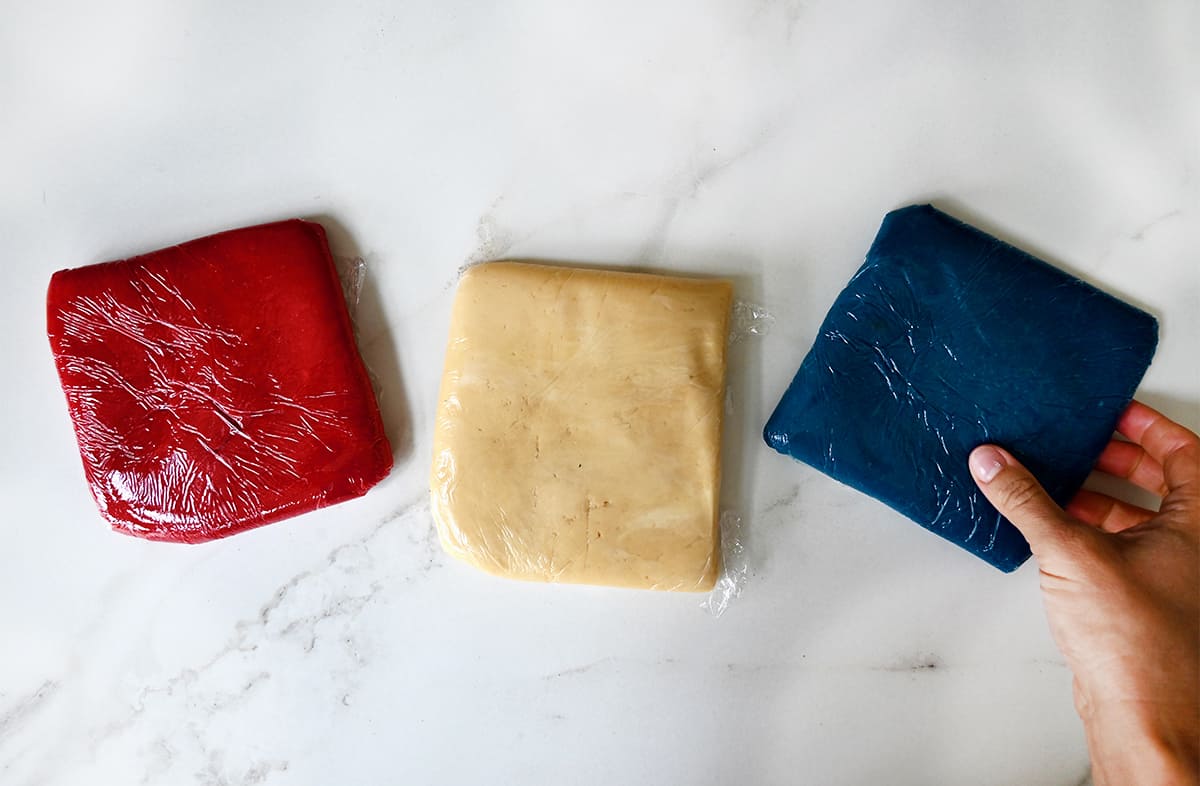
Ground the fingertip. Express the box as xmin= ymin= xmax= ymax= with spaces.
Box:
xmin=969 ymin=445 xmax=1007 ymax=484
xmin=1116 ymin=400 xmax=1158 ymax=440
xmin=967 ymin=447 xmax=1072 ymax=549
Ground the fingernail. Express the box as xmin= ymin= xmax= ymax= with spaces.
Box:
xmin=969 ymin=446 xmax=1006 ymax=483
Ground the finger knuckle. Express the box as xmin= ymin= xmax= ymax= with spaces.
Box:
xmin=1174 ymin=439 xmax=1200 ymax=462
xmin=1166 ymin=436 xmax=1200 ymax=467
xmin=997 ymin=474 xmax=1046 ymax=513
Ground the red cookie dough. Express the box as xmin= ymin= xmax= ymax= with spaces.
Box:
xmin=46 ymin=220 xmax=392 ymax=543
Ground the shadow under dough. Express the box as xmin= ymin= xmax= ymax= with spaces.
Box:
xmin=305 ymin=212 xmax=414 ymax=464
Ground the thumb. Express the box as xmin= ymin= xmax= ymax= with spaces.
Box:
xmin=968 ymin=445 xmax=1087 ymax=562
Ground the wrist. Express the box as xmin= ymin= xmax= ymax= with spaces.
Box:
xmin=1083 ymin=699 xmax=1199 ymax=785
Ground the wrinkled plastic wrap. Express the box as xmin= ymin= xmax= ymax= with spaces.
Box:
xmin=763 ymin=204 xmax=1157 ymax=572
xmin=729 ymin=301 xmax=776 ymax=345
xmin=699 ymin=301 xmax=775 ymax=615
xmin=701 ymin=511 xmax=747 ymax=616
xmin=431 ymin=262 xmax=733 ymax=591
xmin=46 ymin=220 xmax=393 ymax=543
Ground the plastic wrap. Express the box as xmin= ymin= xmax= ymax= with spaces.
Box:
xmin=335 ymin=255 xmax=366 ymax=318
xmin=46 ymin=220 xmax=392 ymax=543
xmin=729 ymin=301 xmax=776 ymax=345
xmin=701 ymin=512 xmax=747 ymax=616
xmin=764 ymin=204 xmax=1157 ymax=571
xmin=700 ymin=301 xmax=775 ymax=615
xmin=430 ymin=262 xmax=733 ymax=591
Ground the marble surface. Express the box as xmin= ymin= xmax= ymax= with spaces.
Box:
xmin=2 ymin=1 xmax=1197 ymax=784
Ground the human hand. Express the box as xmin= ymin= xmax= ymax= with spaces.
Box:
xmin=969 ymin=401 xmax=1199 ymax=786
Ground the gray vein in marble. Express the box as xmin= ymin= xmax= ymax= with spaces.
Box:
xmin=463 ymin=194 xmax=514 ymax=269
xmin=138 ymin=737 xmax=176 ymax=786
xmin=766 ymin=657 xmax=926 ymax=676
xmin=546 ymin=654 xmax=1065 ymax=681
xmin=873 ymin=652 xmax=944 ymax=673
xmin=543 ymin=657 xmax=617 ymax=681
xmin=196 ymin=745 xmax=289 ymax=786
xmin=640 ymin=109 xmax=796 ymax=263
xmin=233 ymin=758 xmax=290 ymax=786
xmin=441 ymin=260 xmax=478 ymax=292
xmin=0 ymin=681 xmax=59 ymax=744
xmin=756 ymin=472 xmax=862 ymax=526
xmin=14 ymin=496 xmax=437 ymax=784
xmin=453 ymin=100 xmax=800 ymax=275
xmin=1129 ymin=209 xmax=1182 ymax=241
xmin=453 ymin=190 xmax=630 ymax=275
xmin=1096 ymin=207 xmax=1188 ymax=266
xmin=760 ymin=484 xmax=801 ymax=516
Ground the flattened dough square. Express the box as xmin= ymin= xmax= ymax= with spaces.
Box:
xmin=431 ymin=262 xmax=732 ymax=591
xmin=46 ymin=220 xmax=392 ymax=542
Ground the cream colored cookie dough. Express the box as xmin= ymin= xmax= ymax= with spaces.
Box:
xmin=430 ymin=262 xmax=732 ymax=591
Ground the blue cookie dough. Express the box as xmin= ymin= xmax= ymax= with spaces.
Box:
xmin=763 ymin=205 xmax=1158 ymax=572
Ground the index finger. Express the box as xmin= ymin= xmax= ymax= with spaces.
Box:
xmin=1117 ymin=401 xmax=1200 ymax=493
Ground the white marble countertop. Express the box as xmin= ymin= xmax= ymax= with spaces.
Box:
xmin=2 ymin=2 xmax=1197 ymax=784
